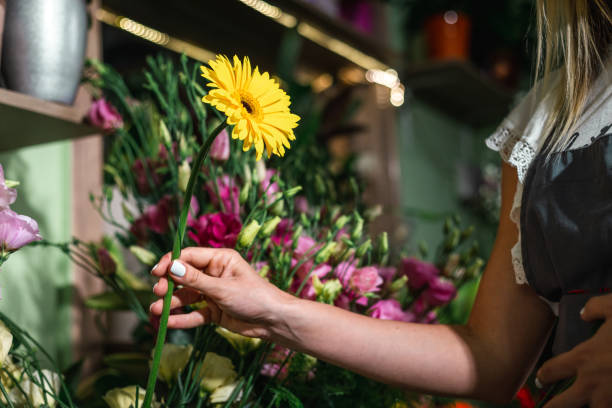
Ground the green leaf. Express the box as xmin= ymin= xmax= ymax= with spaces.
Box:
xmin=84 ymin=291 xmax=154 ymax=310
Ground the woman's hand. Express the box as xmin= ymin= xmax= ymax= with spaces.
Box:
xmin=150 ymin=247 xmax=294 ymax=339
xmin=537 ymin=293 xmax=612 ymax=408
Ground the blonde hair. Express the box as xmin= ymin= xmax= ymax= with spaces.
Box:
xmin=536 ymin=0 xmax=612 ymax=154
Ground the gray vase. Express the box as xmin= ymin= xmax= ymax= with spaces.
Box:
xmin=1 ymin=0 xmax=87 ymax=104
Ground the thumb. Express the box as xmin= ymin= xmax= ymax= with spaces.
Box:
xmin=580 ymin=293 xmax=612 ymax=322
xmin=168 ymin=259 xmax=221 ymax=296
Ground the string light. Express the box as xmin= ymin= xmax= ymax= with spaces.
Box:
xmin=96 ymin=3 xmax=404 ymax=107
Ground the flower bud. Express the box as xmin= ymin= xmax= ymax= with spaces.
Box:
xmin=444 ymin=228 xmax=461 ymax=251
xmin=269 ymin=196 xmax=285 ymax=216
xmin=4 ymin=180 xmax=19 ymax=189
xmin=178 ymin=161 xmax=191 ymax=193
xmin=417 ymin=241 xmax=429 ymax=258
xmin=254 ymin=160 xmax=266 ymax=183
xmin=259 ymin=216 xmax=282 ymax=238
xmin=315 ymin=242 xmax=337 ymax=263
xmin=313 ymin=276 xmax=342 ymax=304
xmin=291 ymin=225 xmax=303 ymax=248
xmin=443 ymin=253 xmax=461 ymax=276
xmin=355 ymin=239 xmax=372 ymax=258
xmin=239 ymin=180 xmax=251 ymax=205
xmin=159 ymin=119 xmax=171 ymax=144
xmin=390 ymin=275 xmax=408 ymax=292
xmin=129 ymin=245 xmax=157 ymax=266
xmin=237 ymin=220 xmax=261 ymax=249
xmin=466 ymin=258 xmax=485 ymax=279
xmin=364 ymin=205 xmax=382 ymax=222
xmin=284 ymin=185 xmax=302 ymax=198
xmin=97 ymin=248 xmax=117 ymax=276
xmin=334 ymin=215 xmax=350 ymax=230
xmin=299 ymin=213 xmax=310 ymax=228
xmin=351 ymin=213 xmax=364 ymax=241
xmin=443 ymin=216 xmax=453 ymax=234
xmin=461 ymin=225 xmax=475 ymax=241
xmin=375 ymin=232 xmax=389 ymax=263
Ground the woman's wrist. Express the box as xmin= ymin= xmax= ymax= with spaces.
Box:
xmin=265 ymin=290 xmax=305 ymax=345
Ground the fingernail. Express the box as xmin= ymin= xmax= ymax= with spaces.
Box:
xmin=149 ymin=303 xmax=154 ymax=312
xmin=580 ymin=307 xmax=585 ymax=315
xmin=151 ymin=263 xmax=159 ymax=274
xmin=152 ymin=282 xmax=158 ymax=292
xmin=170 ymin=260 xmax=186 ymax=277
xmin=535 ymin=377 xmax=543 ymax=389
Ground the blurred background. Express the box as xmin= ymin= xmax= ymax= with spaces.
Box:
xmin=0 ymin=0 xmax=534 ymax=391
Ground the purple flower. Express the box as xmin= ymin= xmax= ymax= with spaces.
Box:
xmin=210 ymin=129 xmax=230 ymax=161
xmin=87 ymin=98 xmax=123 ymax=131
xmin=401 ymin=257 xmax=440 ymax=290
xmin=295 ymin=196 xmax=309 ymax=214
xmin=368 ymin=299 xmax=415 ymax=322
xmin=0 ymin=209 xmax=42 ymax=251
xmin=206 ymin=175 xmax=240 ymax=215
xmin=292 ymin=263 xmax=332 ymax=300
xmin=0 ymin=165 xmax=17 ymax=210
xmin=422 ymin=277 xmax=456 ymax=307
xmin=188 ymin=212 xmax=242 ymax=248
xmin=375 ymin=266 xmax=397 ymax=285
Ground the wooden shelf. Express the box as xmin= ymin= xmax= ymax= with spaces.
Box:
xmin=403 ymin=60 xmax=514 ymax=127
xmin=0 ymin=88 xmax=96 ymax=152
xmin=101 ymin=0 xmax=397 ymax=75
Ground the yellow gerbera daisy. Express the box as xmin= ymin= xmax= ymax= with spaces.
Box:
xmin=201 ymin=55 xmax=300 ymax=160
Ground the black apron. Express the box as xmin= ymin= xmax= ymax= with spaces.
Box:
xmin=520 ymin=128 xmax=612 ymax=356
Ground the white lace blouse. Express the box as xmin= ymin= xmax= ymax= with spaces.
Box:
xmin=486 ymin=66 xmax=612 ymax=287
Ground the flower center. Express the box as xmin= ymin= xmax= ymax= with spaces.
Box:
xmin=239 ymin=91 xmax=261 ymax=118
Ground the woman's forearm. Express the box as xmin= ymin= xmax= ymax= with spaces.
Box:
xmin=270 ymin=296 xmax=497 ymax=401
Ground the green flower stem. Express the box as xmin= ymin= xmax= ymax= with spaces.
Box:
xmin=142 ymin=121 xmax=228 ymax=408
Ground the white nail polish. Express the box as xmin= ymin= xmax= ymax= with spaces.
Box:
xmin=152 ymin=282 xmax=158 ymax=292
xmin=151 ymin=263 xmax=158 ymax=274
xmin=580 ymin=307 xmax=585 ymax=315
xmin=170 ymin=260 xmax=186 ymax=277
xmin=535 ymin=377 xmax=543 ymax=389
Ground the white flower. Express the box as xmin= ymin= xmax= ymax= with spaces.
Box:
xmin=158 ymin=343 xmax=193 ymax=383
xmin=209 ymin=380 xmax=242 ymax=404
xmin=0 ymin=321 xmax=13 ymax=367
xmin=215 ymin=327 xmax=261 ymax=356
xmin=7 ymin=369 xmax=61 ymax=408
xmin=103 ymin=385 xmax=159 ymax=408
xmin=195 ymin=352 xmax=237 ymax=393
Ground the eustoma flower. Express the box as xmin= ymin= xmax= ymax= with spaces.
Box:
xmin=87 ymin=98 xmax=123 ymax=131
xmin=0 ymin=165 xmax=17 ymax=209
xmin=0 ymin=209 xmax=42 ymax=252
xmin=143 ymin=55 xmax=298 ymax=407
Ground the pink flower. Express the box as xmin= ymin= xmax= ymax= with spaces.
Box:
xmin=349 ymin=266 xmax=383 ymax=296
xmin=206 ymin=175 xmax=240 ymax=215
xmin=368 ymin=299 xmax=415 ymax=322
xmin=0 ymin=165 xmax=16 ymax=210
xmin=292 ymin=263 xmax=332 ymax=300
xmin=130 ymin=196 xmax=174 ymax=241
xmin=295 ymin=196 xmax=309 ymax=214
xmin=401 ymin=257 xmax=440 ymax=290
xmin=210 ymin=129 xmax=230 ymax=161
xmin=334 ymin=260 xmax=358 ymax=287
xmin=271 ymin=219 xmax=293 ymax=247
xmin=376 ymin=266 xmax=397 ymax=285
xmin=87 ymin=98 xmax=122 ymax=131
xmin=97 ymin=248 xmax=117 ymax=276
xmin=260 ymin=346 xmax=291 ymax=380
xmin=422 ymin=277 xmax=456 ymax=307
xmin=0 ymin=209 xmax=42 ymax=251
xmin=294 ymin=235 xmax=318 ymax=259
xmin=261 ymin=169 xmax=279 ymax=201
xmin=188 ymin=212 xmax=241 ymax=248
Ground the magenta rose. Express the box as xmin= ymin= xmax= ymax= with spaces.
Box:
xmin=87 ymin=98 xmax=123 ymax=131
xmin=130 ymin=196 xmax=174 ymax=241
xmin=209 ymin=128 xmax=230 ymax=161
xmin=206 ymin=175 xmax=240 ymax=215
xmin=401 ymin=257 xmax=440 ymax=290
xmin=0 ymin=209 xmax=42 ymax=251
xmin=368 ymin=299 xmax=415 ymax=322
xmin=188 ymin=212 xmax=241 ymax=248
xmin=0 ymin=165 xmax=16 ymax=209
xmin=422 ymin=277 xmax=456 ymax=307
xmin=271 ymin=219 xmax=293 ymax=247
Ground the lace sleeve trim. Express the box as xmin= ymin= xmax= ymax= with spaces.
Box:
xmin=485 ymin=127 xmax=534 ymax=285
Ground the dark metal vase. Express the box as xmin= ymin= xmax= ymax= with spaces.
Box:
xmin=1 ymin=0 xmax=87 ymax=104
